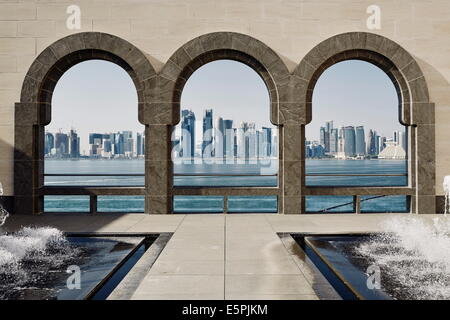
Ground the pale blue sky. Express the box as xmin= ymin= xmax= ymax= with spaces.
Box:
xmin=48 ymin=59 xmax=403 ymax=153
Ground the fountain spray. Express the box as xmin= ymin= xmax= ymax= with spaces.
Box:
xmin=443 ymin=176 xmax=450 ymax=216
xmin=0 ymin=183 xmax=9 ymax=227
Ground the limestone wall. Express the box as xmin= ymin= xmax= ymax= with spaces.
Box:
xmin=0 ymin=0 xmax=448 ymax=199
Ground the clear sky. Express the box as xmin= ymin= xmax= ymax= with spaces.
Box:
xmin=48 ymin=60 xmax=140 ymax=154
xmin=48 ymin=58 xmax=404 ymax=153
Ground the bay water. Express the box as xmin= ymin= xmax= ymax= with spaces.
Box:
xmin=44 ymin=159 xmax=408 ymax=213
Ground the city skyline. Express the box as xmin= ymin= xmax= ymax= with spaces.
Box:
xmin=174 ymin=108 xmax=277 ymax=161
xmin=44 ymin=129 xmax=145 ymax=159
xmin=306 ymin=120 xmax=407 ymax=160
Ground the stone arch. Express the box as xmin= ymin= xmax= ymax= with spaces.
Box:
xmin=141 ymin=32 xmax=294 ymax=214
xmin=293 ymin=32 xmax=435 ymax=214
xmin=15 ymin=32 xmax=156 ymax=214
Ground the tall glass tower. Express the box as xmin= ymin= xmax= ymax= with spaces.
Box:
xmin=181 ymin=109 xmax=196 ymax=159
xmin=44 ymin=132 xmax=54 ymax=155
xmin=343 ymin=126 xmax=356 ymax=157
xmin=202 ymin=109 xmax=213 ymax=158
xmin=262 ymin=127 xmax=272 ymax=157
xmin=355 ymin=126 xmax=366 ymax=156
xmin=223 ymin=119 xmax=233 ymax=160
xmin=330 ymin=128 xmax=338 ymax=154
xmin=214 ymin=117 xmax=224 ymax=159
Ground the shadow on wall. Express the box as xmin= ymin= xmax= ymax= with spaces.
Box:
xmin=414 ymin=56 xmax=450 ymax=213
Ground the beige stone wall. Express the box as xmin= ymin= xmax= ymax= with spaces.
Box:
xmin=0 ymin=0 xmax=449 ymax=196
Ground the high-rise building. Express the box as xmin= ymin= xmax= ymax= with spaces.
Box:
xmin=272 ymin=134 xmax=278 ymax=157
xmin=202 ymin=109 xmax=213 ymax=158
xmin=115 ymin=132 xmax=124 ymax=155
xmin=324 ymin=120 xmax=333 ymax=152
xmin=319 ymin=126 xmax=326 ymax=148
xmin=393 ymin=130 xmax=399 ymax=145
xmin=247 ymin=123 xmax=257 ymax=160
xmin=55 ymin=132 xmax=69 ymax=155
xmin=343 ymin=126 xmax=356 ymax=157
xmin=337 ymin=126 xmax=345 ymax=158
xmin=237 ymin=121 xmax=248 ymax=160
xmin=68 ymin=129 xmax=79 ymax=158
xmin=136 ymin=132 xmax=143 ymax=156
xmin=262 ymin=127 xmax=272 ymax=157
xmin=355 ymin=126 xmax=366 ymax=156
xmin=398 ymin=130 xmax=407 ymax=152
xmin=330 ymin=128 xmax=338 ymax=154
xmin=44 ymin=132 xmax=54 ymax=155
xmin=214 ymin=117 xmax=224 ymax=159
xmin=181 ymin=109 xmax=195 ymax=159
xmin=122 ymin=131 xmax=133 ymax=156
xmin=223 ymin=119 xmax=234 ymax=160
xmin=366 ymin=129 xmax=378 ymax=156
xmin=377 ymin=136 xmax=386 ymax=154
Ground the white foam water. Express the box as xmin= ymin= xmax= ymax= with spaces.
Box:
xmin=443 ymin=175 xmax=450 ymax=215
xmin=355 ymin=215 xmax=450 ymax=300
xmin=0 ymin=182 xmax=9 ymax=227
xmin=0 ymin=227 xmax=67 ymax=267
xmin=0 ymin=182 xmax=78 ymax=297
xmin=0 ymin=226 xmax=78 ymax=300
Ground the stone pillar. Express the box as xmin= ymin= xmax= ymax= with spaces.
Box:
xmin=14 ymin=102 xmax=44 ymax=214
xmin=145 ymin=124 xmax=173 ymax=214
xmin=282 ymin=124 xmax=304 ymax=214
xmin=140 ymin=95 xmax=175 ymax=214
xmin=413 ymin=102 xmax=436 ymax=214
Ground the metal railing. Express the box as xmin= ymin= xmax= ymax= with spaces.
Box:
xmin=42 ymin=172 xmax=411 ymax=214
xmin=43 ymin=173 xmax=145 ymax=213
xmin=304 ymin=172 xmax=411 ymax=213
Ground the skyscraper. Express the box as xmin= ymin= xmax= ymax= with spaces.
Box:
xmin=262 ymin=127 xmax=272 ymax=157
xmin=181 ymin=109 xmax=196 ymax=159
xmin=325 ymin=120 xmax=333 ymax=152
xmin=214 ymin=117 xmax=224 ymax=159
xmin=68 ymin=129 xmax=79 ymax=158
xmin=343 ymin=126 xmax=356 ymax=157
xmin=202 ymin=109 xmax=213 ymax=158
xmin=398 ymin=130 xmax=407 ymax=152
xmin=136 ymin=132 xmax=143 ymax=156
xmin=45 ymin=132 xmax=54 ymax=155
xmin=330 ymin=128 xmax=338 ymax=154
xmin=337 ymin=126 xmax=345 ymax=158
xmin=319 ymin=126 xmax=326 ymax=148
xmin=237 ymin=121 xmax=248 ymax=160
xmin=247 ymin=123 xmax=257 ymax=160
xmin=223 ymin=119 xmax=234 ymax=160
xmin=122 ymin=131 xmax=133 ymax=156
xmin=367 ymin=129 xmax=377 ymax=156
xmin=377 ymin=136 xmax=386 ymax=154
xmin=115 ymin=132 xmax=124 ymax=155
xmin=55 ymin=132 xmax=69 ymax=155
xmin=355 ymin=126 xmax=366 ymax=156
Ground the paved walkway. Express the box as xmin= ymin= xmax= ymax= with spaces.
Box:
xmin=2 ymin=213 xmax=441 ymax=300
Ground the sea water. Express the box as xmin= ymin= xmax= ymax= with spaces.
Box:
xmin=43 ymin=159 xmax=408 ymax=213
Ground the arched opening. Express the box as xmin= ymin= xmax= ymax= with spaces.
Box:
xmin=305 ymin=60 xmax=408 ymax=213
xmin=172 ymin=60 xmax=278 ymax=213
xmin=43 ymin=60 xmax=144 ymax=213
